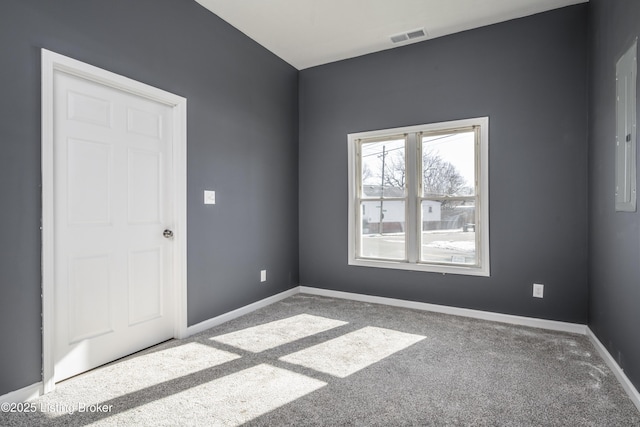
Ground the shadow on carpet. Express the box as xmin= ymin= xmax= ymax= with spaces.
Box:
xmin=2 ymin=294 xmax=639 ymax=426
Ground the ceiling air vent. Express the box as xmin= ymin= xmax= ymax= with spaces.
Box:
xmin=390 ymin=33 xmax=409 ymax=43
xmin=390 ymin=28 xmax=426 ymax=44
xmin=407 ymin=29 xmax=426 ymax=39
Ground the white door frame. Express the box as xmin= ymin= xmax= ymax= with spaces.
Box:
xmin=41 ymin=49 xmax=188 ymax=393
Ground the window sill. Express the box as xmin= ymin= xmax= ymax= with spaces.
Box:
xmin=348 ymin=257 xmax=490 ymax=277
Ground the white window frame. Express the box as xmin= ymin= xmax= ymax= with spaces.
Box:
xmin=347 ymin=117 xmax=490 ymax=276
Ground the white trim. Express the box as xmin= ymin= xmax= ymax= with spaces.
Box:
xmin=172 ymin=88 xmax=188 ymax=340
xmin=587 ymin=328 xmax=640 ymax=412
xmin=184 ymin=288 xmax=299 ymax=337
xmin=347 ymin=117 xmax=490 ymax=277
xmin=8 ymin=283 xmax=640 ymax=410
xmin=41 ymin=49 xmax=188 ymax=393
xmin=347 ymin=257 xmax=492 ymax=276
xmin=299 ymin=286 xmax=587 ymax=335
xmin=296 ymin=288 xmax=639 ymax=405
xmin=0 ymin=383 xmax=42 ymax=403
xmin=41 ymin=49 xmax=56 ymax=395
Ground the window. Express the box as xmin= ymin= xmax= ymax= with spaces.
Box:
xmin=347 ymin=117 xmax=489 ymax=276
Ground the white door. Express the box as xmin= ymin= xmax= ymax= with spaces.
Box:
xmin=53 ymin=71 xmax=175 ymax=382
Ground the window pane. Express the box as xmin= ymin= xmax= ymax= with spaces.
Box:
xmin=422 ymin=131 xmax=475 ymax=197
xmin=361 ymin=138 xmax=405 ymax=198
xmin=360 ymin=200 xmax=405 ymax=260
xmin=421 ymin=200 xmax=476 ymax=265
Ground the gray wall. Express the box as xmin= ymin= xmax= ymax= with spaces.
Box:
xmin=0 ymin=0 xmax=299 ymax=396
xmin=6 ymin=0 xmax=635 ymax=402
xmin=299 ymin=6 xmax=589 ymax=323
xmin=588 ymin=0 xmax=640 ymax=391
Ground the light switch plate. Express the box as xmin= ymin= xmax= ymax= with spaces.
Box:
xmin=204 ymin=190 xmax=216 ymax=205
xmin=533 ymin=283 xmax=544 ymax=298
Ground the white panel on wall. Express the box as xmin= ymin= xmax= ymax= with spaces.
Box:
xmin=67 ymin=138 xmax=112 ymax=225
xmin=129 ymin=248 xmax=163 ymax=325
xmin=128 ymin=149 xmax=162 ymax=224
xmin=127 ymin=107 xmax=162 ymax=139
xmin=67 ymin=91 xmax=112 ymax=127
xmin=615 ymin=40 xmax=637 ymax=212
xmin=69 ymin=255 xmax=112 ymax=343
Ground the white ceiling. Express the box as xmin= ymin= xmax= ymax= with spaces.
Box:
xmin=195 ymin=0 xmax=588 ymax=70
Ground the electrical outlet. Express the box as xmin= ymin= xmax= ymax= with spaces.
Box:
xmin=533 ymin=283 xmax=544 ymax=298
xmin=260 ymin=270 xmax=267 ymax=282
xmin=204 ymin=190 xmax=216 ymax=205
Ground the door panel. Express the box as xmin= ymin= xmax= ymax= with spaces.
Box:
xmin=127 ymin=107 xmax=162 ymax=139
xmin=128 ymin=248 xmax=163 ymax=325
xmin=67 ymin=90 xmax=112 ymax=127
xmin=53 ymin=71 xmax=175 ymax=382
xmin=128 ymin=149 xmax=162 ymax=224
xmin=68 ymin=254 xmax=112 ymax=343
xmin=67 ymin=138 xmax=112 ymax=225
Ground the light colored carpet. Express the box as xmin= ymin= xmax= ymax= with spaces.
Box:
xmin=2 ymin=294 xmax=639 ymax=426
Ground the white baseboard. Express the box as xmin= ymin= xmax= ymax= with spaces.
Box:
xmin=5 ymin=285 xmax=638 ymax=413
xmin=587 ymin=328 xmax=640 ymax=412
xmin=1 ymin=288 xmax=299 ymax=403
xmin=185 ymin=287 xmax=299 ymax=337
xmin=299 ymin=286 xmax=588 ymax=335
xmin=300 ymin=286 xmax=640 ymax=411
xmin=0 ymin=382 xmax=42 ymax=403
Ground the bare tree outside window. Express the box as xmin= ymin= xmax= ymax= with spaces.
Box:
xmin=374 ymin=148 xmax=471 ymax=208
xmin=422 ymin=150 xmax=470 ymax=197
xmin=363 ymin=144 xmax=472 ymax=206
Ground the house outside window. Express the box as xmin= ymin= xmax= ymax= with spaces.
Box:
xmin=347 ymin=117 xmax=490 ymax=276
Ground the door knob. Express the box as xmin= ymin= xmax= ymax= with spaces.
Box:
xmin=163 ymin=229 xmax=174 ymax=238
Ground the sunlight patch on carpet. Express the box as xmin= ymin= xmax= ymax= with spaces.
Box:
xmin=209 ymin=313 xmax=347 ymax=352
xmin=279 ymin=326 xmax=425 ymax=378
xmin=49 ymin=342 xmax=241 ymax=410
xmin=125 ymin=363 xmax=326 ymax=426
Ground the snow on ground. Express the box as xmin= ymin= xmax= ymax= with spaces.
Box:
xmin=424 ymin=240 xmax=475 ymax=253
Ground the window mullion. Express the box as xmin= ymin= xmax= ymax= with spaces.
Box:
xmin=354 ymin=142 xmax=363 ymax=259
xmin=417 ymin=132 xmax=424 ymax=263
xmin=406 ymin=133 xmax=418 ymax=263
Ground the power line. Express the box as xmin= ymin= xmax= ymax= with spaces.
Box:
xmin=361 ymin=134 xmax=461 ymax=158
xmin=362 ymin=145 xmax=404 ymax=158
